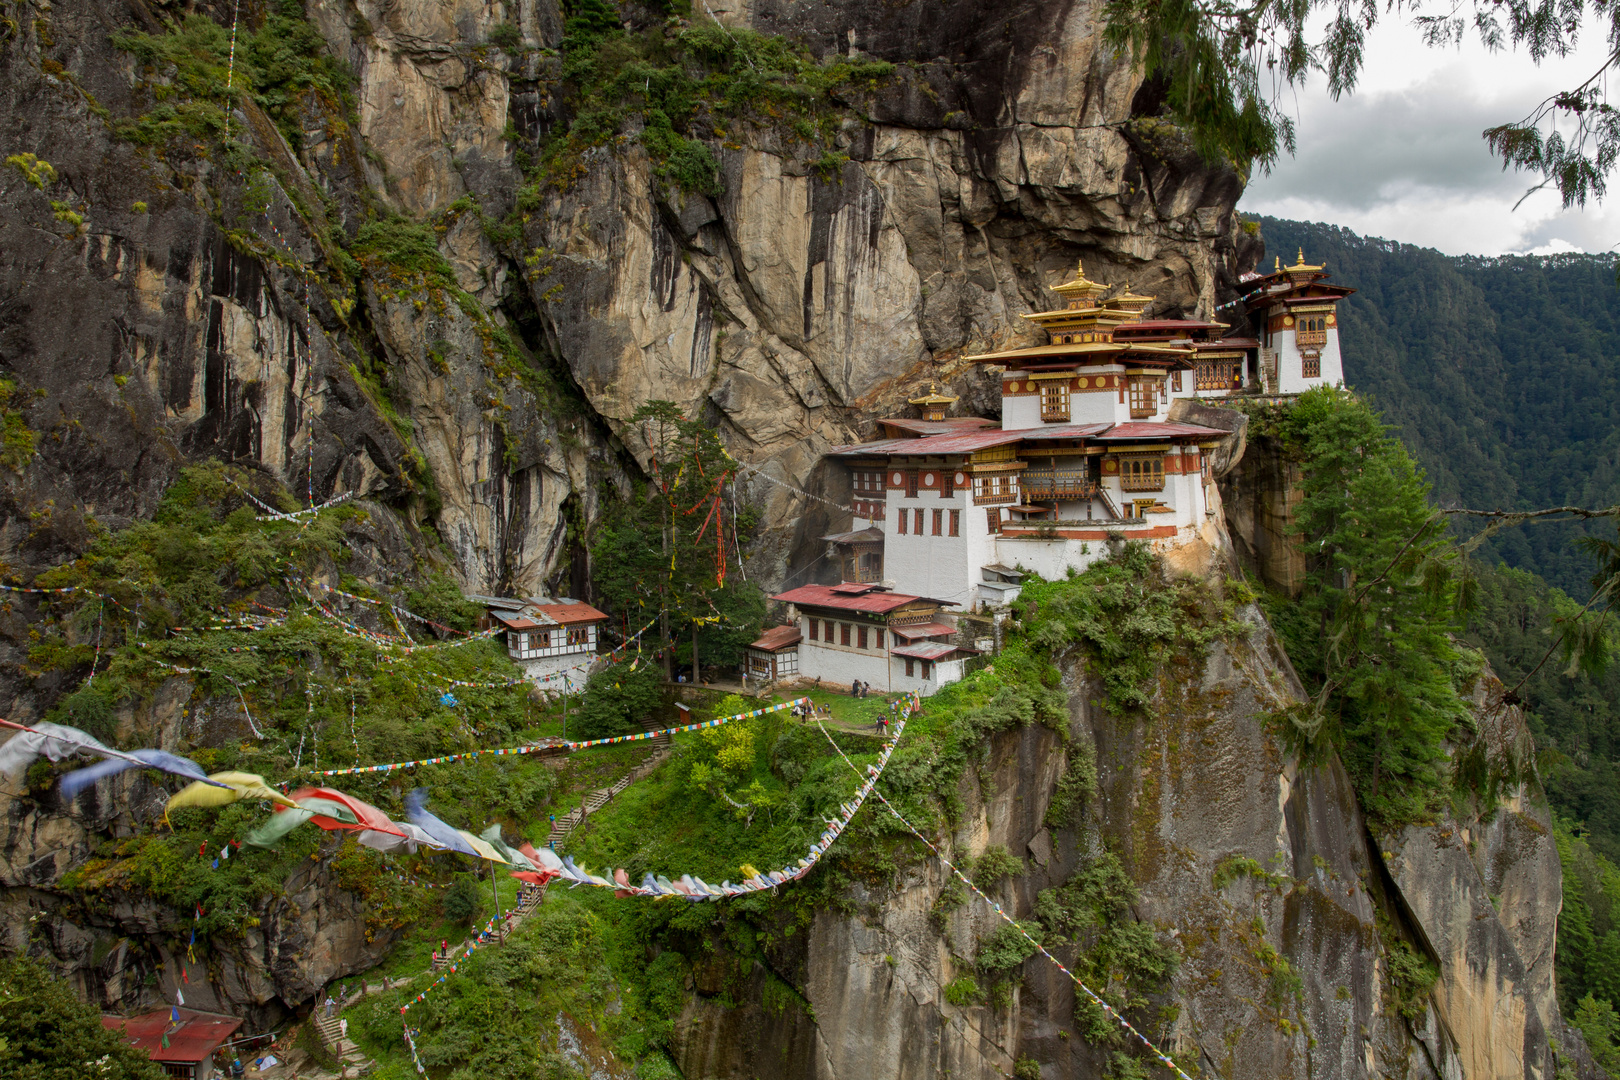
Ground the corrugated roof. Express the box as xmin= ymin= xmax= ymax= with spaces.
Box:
xmin=103 ymin=1009 xmax=242 ymax=1064
xmin=821 ymin=527 xmax=885 ymax=544
xmin=1114 ymin=320 xmax=1228 ymax=332
xmin=772 ymin=584 xmax=954 ymax=613
xmin=749 ymin=625 xmax=802 ymax=652
xmin=889 ymin=622 xmax=957 ymax=641
xmin=470 ymin=594 xmax=528 ymax=610
xmin=878 ymin=417 xmax=999 ymax=435
xmin=966 ymin=341 xmax=1190 ymax=363
xmin=891 ymin=642 xmax=964 ymax=661
xmin=528 ymin=602 xmax=609 ymax=626
xmin=491 ymin=610 xmax=559 ymax=630
xmin=827 ymin=429 xmax=1024 ymax=456
xmin=1192 ymin=337 xmax=1258 ymax=350
xmin=1013 ymin=424 xmax=1112 ymax=441
xmin=1090 ymin=422 xmax=1228 ymax=440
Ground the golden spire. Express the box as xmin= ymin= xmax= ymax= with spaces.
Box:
xmin=1285 ymin=248 xmax=1325 ymax=273
xmin=908 ymin=381 xmax=958 ymax=421
xmin=1051 ymin=259 xmax=1110 ymax=309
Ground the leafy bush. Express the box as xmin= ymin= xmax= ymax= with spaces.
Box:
xmin=968 ymin=844 xmax=1022 ymax=884
xmin=571 ymin=661 xmax=663 ymax=740
xmin=0 ymin=956 xmax=165 ymax=1080
xmin=943 ymin=975 xmax=984 ymax=1007
xmin=1035 ymin=852 xmax=1178 ymax=1042
xmin=441 ymin=876 xmax=485 ymax=926
xmin=1384 ymin=940 xmax=1438 ymax=1022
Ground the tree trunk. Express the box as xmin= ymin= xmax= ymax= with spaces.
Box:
xmin=692 ymin=620 xmax=701 ymax=686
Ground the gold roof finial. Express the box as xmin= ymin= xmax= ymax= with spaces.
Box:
xmin=908 ymin=381 xmax=958 ymax=406
xmin=1274 ymin=256 xmax=1281 ymax=272
xmin=1051 ymin=259 xmax=1110 ymax=306
xmin=1285 ymin=248 xmax=1325 ymax=273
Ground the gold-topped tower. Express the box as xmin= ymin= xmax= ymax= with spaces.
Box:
xmin=1050 ymin=259 xmax=1110 ymax=310
xmin=908 ymin=382 xmax=958 ymax=422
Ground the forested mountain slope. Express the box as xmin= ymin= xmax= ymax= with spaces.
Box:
xmin=1256 ymin=218 xmax=1620 ymax=599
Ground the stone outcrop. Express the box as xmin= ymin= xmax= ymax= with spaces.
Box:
xmin=671 ymin=578 xmax=1578 ymax=1080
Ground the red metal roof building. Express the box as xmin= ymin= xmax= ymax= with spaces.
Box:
xmin=102 ymin=1008 xmax=242 ymax=1080
xmin=479 ymin=597 xmax=609 ymax=688
xmin=770 ymin=583 xmax=971 ymax=696
xmin=745 ymin=625 xmax=802 ymax=683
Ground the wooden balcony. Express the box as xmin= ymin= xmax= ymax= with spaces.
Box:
xmin=1040 ymin=405 xmax=1071 ymax=423
xmin=973 ymin=489 xmax=1018 ymax=506
xmin=1020 ymin=472 xmax=1098 ymax=500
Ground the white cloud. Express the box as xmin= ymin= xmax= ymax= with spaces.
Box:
xmin=1238 ymin=14 xmax=1620 ymax=255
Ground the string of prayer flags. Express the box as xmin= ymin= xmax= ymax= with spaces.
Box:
xmin=540 ymin=694 xmax=918 ymax=901
xmin=405 ymin=789 xmax=480 ymax=856
xmin=561 ymin=697 xmax=806 ymax=750
xmin=166 ymin=772 xmax=299 ymax=814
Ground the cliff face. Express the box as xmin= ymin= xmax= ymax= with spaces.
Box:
xmin=670 ymin=568 xmax=1578 ymax=1080
xmin=0 ymin=0 xmax=1250 ymax=609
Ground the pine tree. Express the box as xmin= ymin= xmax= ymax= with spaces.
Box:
xmin=1284 ymin=388 xmax=1471 ymax=823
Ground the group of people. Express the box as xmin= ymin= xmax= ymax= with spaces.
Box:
xmin=850 ymin=679 xmax=873 ymax=698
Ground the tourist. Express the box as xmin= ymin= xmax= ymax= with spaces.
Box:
xmin=324 ymin=994 xmax=335 ymax=1018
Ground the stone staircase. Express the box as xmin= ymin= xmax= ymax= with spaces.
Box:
xmin=313 ymin=1013 xmax=372 ymax=1077
xmin=544 ymin=723 xmax=674 ymax=849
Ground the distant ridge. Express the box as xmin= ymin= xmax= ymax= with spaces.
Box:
xmin=1254 ymin=217 xmax=1620 ymax=600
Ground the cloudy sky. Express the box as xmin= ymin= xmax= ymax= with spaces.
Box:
xmin=1238 ymin=14 xmax=1620 ymax=255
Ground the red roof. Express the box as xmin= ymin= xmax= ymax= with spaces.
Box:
xmin=491 ymin=611 xmax=551 ymax=630
xmin=889 ymin=622 xmax=957 ymax=640
xmin=1090 ymin=422 xmax=1228 ymax=440
xmin=749 ymin=626 xmax=802 ymax=652
xmin=1191 ymin=337 xmax=1258 ymax=350
xmin=878 ymin=417 xmax=1000 ymax=436
xmin=528 ymin=603 xmax=608 ymax=626
xmin=772 ymin=584 xmax=954 ymax=613
xmin=103 ymin=1009 xmax=242 ymax=1064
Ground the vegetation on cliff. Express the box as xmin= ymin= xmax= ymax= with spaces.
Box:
xmin=0 ymin=956 xmax=164 ymax=1080
xmin=1242 ymin=388 xmax=1476 ymax=824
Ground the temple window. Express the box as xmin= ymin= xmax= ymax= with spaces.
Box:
xmin=1302 ymin=355 xmax=1321 ymax=378
xmin=941 ymin=472 xmax=955 ymax=497
xmin=905 ymin=470 xmax=920 ymax=498
xmin=914 ymin=508 xmax=924 ymax=534
xmin=1128 ymin=378 xmax=1156 ymax=418
xmin=840 ymin=623 xmax=851 ymax=646
xmin=1119 ymin=454 xmax=1165 ymax=491
xmin=932 ymin=509 xmax=943 ymax=535
xmin=950 ymin=509 xmax=961 ymax=536
xmin=1040 ymin=381 xmax=1071 ymax=422
xmin=858 ymin=626 xmax=868 ymax=649
xmin=1297 ymin=316 xmax=1328 ymax=346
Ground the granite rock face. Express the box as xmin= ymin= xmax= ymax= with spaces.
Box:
xmin=671 ymin=581 xmax=1577 ymax=1080
xmin=0 ymin=0 xmax=1251 ymax=607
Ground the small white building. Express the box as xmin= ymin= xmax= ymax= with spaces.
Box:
xmin=746 ymin=625 xmax=801 ymax=682
xmin=482 ymin=596 xmax=610 ymax=686
xmin=769 ymin=583 xmax=976 ymax=696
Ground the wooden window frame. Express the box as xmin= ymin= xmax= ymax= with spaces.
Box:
xmin=874 ymin=629 xmax=884 ymax=650
xmin=904 ymin=658 xmax=914 ymax=677
xmin=1171 ymin=370 xmax=1182 ymax=392
xmin=1302 ymin=355 xmax=1321 ymax=378
xmin=914 ymin=508 xmax=924 ymax=534
xmin=1119 ymin=454 xmax=1165 ymax=492
xmin=1040 ymin=381 xmax=1071 ymax=422
xmin=941 ymin=472 xmax=955 ymax=498
xmin=567 ymin=626 xmax=589 ymax=647
xmin=858 ymin=626 xmax=868 ymax=649
xmin=920 ymin=660 xmax=932 ymax=679
xmin=905 ymin=470 xmax=920 ymax=498
xmin=1128 ymin=378 xmax=1156 ymax=418
xmin=932 ymin=509 xmax=943 ymax=536
xmin=897 ymin=507 xmax=907 ymax=534
xmin=840 ymin=623 xmax=851 ymax=646
xmin=949 ymin=509 xmax=960 ymax=536
xmin=987 ymin=508 xmax=1001 ymax=533
xmin=809 ymin=618 xmax=818 ymax=641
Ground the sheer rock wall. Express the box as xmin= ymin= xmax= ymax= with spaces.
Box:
xmin=671 ymin=586 xmax=1575 ymax=1080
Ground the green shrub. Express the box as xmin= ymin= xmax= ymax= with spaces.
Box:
xmin=0 ymin=957 xmax=164 ymax=1079
xmin=943 ymin=975 xmax=983 ymax=1007
xmin=441 ymin=876 xmax=485 ymax=926
xmin=1384 ymin=940 xmax=1438 ymax=1021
